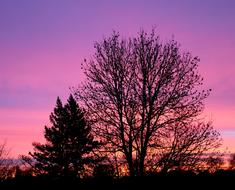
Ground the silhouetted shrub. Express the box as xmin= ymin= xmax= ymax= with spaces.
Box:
xmin=93 ymin=163 xmax=115 ymax=177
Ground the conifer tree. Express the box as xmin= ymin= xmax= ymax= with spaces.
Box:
xmin=29 ymin=94 xmax=98 ymax=177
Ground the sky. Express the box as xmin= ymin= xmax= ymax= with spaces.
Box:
xmin=0 ymin=0 xmax=235 ymax=157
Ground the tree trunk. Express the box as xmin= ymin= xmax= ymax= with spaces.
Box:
xmin=139 ymin=152 xmax=146 ymax=176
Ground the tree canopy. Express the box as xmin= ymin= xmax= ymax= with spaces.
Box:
xmin=75 ymin=29 xmax=221 ymax=176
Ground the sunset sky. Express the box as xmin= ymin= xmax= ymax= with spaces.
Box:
xmin=0 ymin=0 xmax=235 ymax=157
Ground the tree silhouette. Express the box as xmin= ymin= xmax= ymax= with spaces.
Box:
xmin=0 ymin=142 xmax=13 ymax=180
xmin=229 ymin=153 xmax=235 ymax=170
xmin=29 ymin=94 xmax=99 ymax=177
xmin=75 ymin=29 xmax=221 ymax=176
xmin=148 ymin=121 xmax=220 ymax=173
xmin=205 ymin=154 xmax=224 ymax=173
xmin=93 ymin=163 xmax=115 ymax=177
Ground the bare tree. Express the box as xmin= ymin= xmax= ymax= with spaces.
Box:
xmin=75 ymin=29 xmax=221 ymax=176
xmin=205 ymin=154 xmax=224 ymax=173
xmin=146 ymin=121 xmax=221 ymax=173
xmin=0 ymin=142 xmax=13 ymax=180
xmin=229 ymin=153 xmax=235 ymax=170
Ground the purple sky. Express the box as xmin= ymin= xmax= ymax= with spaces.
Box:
xmin=0 ymin=0 xmax=235 ymax=157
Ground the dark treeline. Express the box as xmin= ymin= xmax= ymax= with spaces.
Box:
xmin=1 ymin=29 xmax=235 ymax=188
xmin=1 ymin=170 xmax=235 ymax=189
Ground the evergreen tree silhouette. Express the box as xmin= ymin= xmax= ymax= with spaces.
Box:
xmin=29 ymin=94 xmax=99 ymax=177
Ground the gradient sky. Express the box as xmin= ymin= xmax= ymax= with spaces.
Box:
xmin=0 ymin=0 xmax=235 ymax=157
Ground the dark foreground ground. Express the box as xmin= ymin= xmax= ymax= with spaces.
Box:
xmin=1 ymin=171 xmax=235 ymax=190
